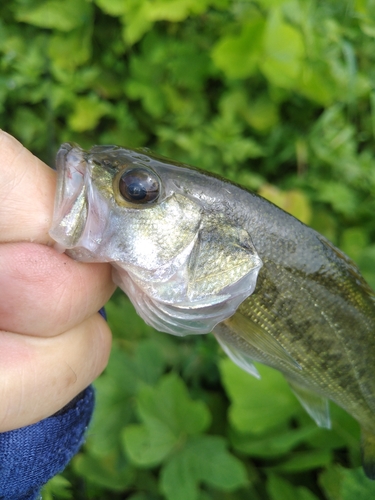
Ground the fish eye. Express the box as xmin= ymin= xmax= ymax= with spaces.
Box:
xmin=119 ymin=167 xmax=160 ymax=204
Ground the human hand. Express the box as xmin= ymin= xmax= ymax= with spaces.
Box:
xmin=0 ymin=131 xmax=115 ymax=432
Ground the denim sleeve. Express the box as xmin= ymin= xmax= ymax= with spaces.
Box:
xmin=0 ymin=308 xmax=106 ymax=500
xmin=0 ymin=385 xmax=95 ymax=500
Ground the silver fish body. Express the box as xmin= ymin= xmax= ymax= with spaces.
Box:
xmin=50 ymin=143 xmax=375 ymax=478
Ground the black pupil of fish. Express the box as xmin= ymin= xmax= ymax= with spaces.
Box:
xmin=119 ymin=168 xmax=159 ymax=204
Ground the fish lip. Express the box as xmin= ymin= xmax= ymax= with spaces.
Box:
xmin=55 ymin=142 xmax=83 ymax=172
xmin=56 ymin=142 xmax=74 ymax=163
xmin=49 ymin=143 xmax=88 ymax=249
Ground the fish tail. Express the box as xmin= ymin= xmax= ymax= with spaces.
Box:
xmin=361 ymin=428 xmax=375 ymax=479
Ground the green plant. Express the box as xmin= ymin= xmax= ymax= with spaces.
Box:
xmin=1 ymin=0 xmax=375 ymax=498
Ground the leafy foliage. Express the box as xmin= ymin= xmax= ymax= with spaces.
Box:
xmin=1 ymin=0 xmax=375 ymax=498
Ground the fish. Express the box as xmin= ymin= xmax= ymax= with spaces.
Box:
xmin=49 ymin=142 xmax=375 ymax=478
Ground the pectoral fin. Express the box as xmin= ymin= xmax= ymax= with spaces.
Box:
xmin=215 ymin=331 xmax=260 ymax=379
xmin=187 ymin=222 xmax=262 ymax=300
xmin=287 ymin=378 xmax=331 ymax=429
xmin=224 ymin=313 xmax=302 ymax=372
xmin=361 ymin=428 xmax=375 ymax=479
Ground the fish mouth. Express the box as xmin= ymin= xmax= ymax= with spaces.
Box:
xmin=49 ymin=143 xmax=88 ymax=250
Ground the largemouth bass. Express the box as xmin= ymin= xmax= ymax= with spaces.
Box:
xmin=50 ymin=143 xmax=375 ymax=478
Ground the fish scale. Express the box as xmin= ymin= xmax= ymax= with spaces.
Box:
xmin=229 ymin=278 xmax=366 ymax=433
xmin=50 ymin=142 xmax=375 ymax=478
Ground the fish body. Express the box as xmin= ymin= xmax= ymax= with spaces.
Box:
xmin=50 ymin=143 xmax=375 ymax=477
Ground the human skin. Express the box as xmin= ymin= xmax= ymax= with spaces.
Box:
xmin=0 ymin=131 xmax=115 ymax=432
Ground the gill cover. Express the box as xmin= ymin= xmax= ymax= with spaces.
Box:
xmin=113 ymin=217 xmax=263 ymax=336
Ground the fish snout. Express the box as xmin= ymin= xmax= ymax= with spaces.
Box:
xmin=49 ymin=144 xmax=88 ymax=250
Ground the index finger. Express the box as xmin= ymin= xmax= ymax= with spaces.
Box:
xmin=0 ymin=130 xmax=56 ymax=244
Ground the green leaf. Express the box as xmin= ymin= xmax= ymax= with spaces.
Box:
xmin=243 ymin=93 xmax=279 ymax=132
xmin=4 ymin=2 xmax=375 ymax=497
xmin=146 ymin=0 xmax=206 ymax=22
xmin=258 ymin=185 xmax=312 ymax=224
xmin=270 ymin=448 xmax=332 ymax=472
xmin=123 ymin=423 xmax=176 ymax=466
xmin=90 ymin=337 xmax=167 ymax=461
xmin=299 ymin=488 xmax=321 ymax=500
xmin=187 ymin=436 xmax=248 ymax=490
xmin=205 ymin=116 xmax=264 ymax=164
xmin=303 ymin=402 xmax=360 ymax=456
xmin=123 ymin=374 xmax=211 ymax=466
xmin=298 ymin=62 xmax=335 ymax=106
xmin=211 ymin=18 xmax=265 ymax=79
xmin=161 ymin=452 xmax=198 ymax=500
xmin=89 ymin=345 xmax=139 ymax=455
xmin=137 ymin=373 xmax=211 ymax=437
xmin=160 ymin=436 xmax=248 ymax=500
xmin=267 ymin=474 xmax=320 ymax=500
xmin=105 ymin=294 xmax=155 ymax=339
xmin=73 ymin=452 xmax=134 ymax=490
xmin=41 ymin=475 xmax=72 ymax=500
xmin=164 ymin=39 xmax=212 ymax=90
xmin=340 ymin=228 xmax=369 ymax=262
xmin=267 ymin=474 xmax=300 ymax=500
xmin=358 ymin=245 xmax=375 ymax=291
xmin=317 ymin=181 xmax=358 ymax=217
xmin=310 ymin=208 xmax=337 ymax=243
xmin=95 ymin=0 xmax=129 ymax=16
xmin=127 ymin=494 xmax=159 ymax=500
xmin=231 ymin=425 xmax=319 ymax=458
xmin=49 ymin=28 xmax=92 ymax=71
xmin=260 ymin=8 xmax=305 ymax=88
xmin=68 ymin=95 xmax=111 ymax=132
xmin=134 ymin=340 xmax=166 ymax=386
xmin=15 ymin=0 xmax=92 ymax=31
xmin=10 ymin=107 xmax=46 ymax=151
xmin=308 ymin=105 xmax=358 ymax=174
xmin=121 ymin=5 xmax=153 ymax=46
xmin=262 ymin=0 xmax=291 ymax=6
xmin=124 ymin=39 xmax=167 ymax=117
xmin=319 ymin=466 xmax=375 ymax=500
xmin=220 ymin=359 xmax=300 ymax=434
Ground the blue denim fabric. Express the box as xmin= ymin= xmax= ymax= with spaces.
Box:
xmin=0 ymin=307 xmax=106 ymax=499
xmin=98 ymin=306 xmax=107 ymax=320
xmin=0 ymin=385 xmax=95 ymax=500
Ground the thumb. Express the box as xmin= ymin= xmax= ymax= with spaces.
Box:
xmin=0 ymin=130 xmax=56 ymax=245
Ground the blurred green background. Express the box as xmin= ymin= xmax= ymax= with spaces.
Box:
xmin=2 ymin=0 xmax=375 ymax=498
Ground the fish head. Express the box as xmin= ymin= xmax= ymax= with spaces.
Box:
xmin=50 ymin=143 xmax=263 ymax=336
